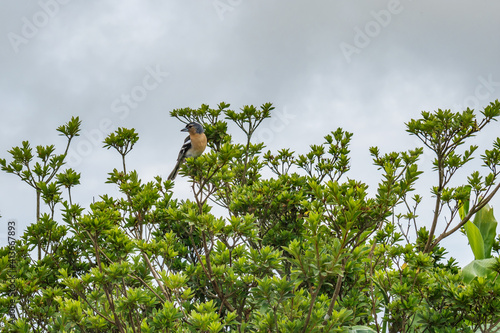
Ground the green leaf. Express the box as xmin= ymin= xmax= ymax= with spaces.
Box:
xmin=462 ymin=258 xmax=497 ymax=283
xmin=458 ymin=185 xmax=471 ymax=220
xmin=464 ymin=221 xmax=485 ymax=260
xmin=472 ymin=204 xmax=498 ymax=258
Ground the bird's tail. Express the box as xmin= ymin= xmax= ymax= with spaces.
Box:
xmin=168 ymin=160 xmax=182 ymax=181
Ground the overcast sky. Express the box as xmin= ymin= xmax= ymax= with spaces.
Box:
xmin=1 ymin=1 xmax=500 ymax=265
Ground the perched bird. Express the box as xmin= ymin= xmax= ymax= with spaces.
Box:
xmin=168 ymin=122 xmax=207 ymax=180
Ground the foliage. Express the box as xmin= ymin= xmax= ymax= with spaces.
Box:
xmin=1 ymin=101 xmax=500 ymax=332
xmin=463 ymin=202 xmax=498 ymax=260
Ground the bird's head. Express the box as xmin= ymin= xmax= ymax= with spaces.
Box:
xmin=181 ymin=122 xmax=204 ymax=134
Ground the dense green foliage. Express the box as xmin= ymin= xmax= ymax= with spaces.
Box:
xmin=2 ymin=101 xmax=500 ymax=332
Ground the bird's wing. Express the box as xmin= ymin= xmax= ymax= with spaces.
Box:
xmin=176 ymin=135 xmax=192 ymax=161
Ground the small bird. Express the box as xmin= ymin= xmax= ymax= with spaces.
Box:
xmin=168 ymin=122 xmax=207 ymax=181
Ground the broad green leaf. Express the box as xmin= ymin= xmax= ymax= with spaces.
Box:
xmin=472 ymin=204 xmax=498 ymax=258
xmin=461 ymin=258 xmax=496 ymax=283
xmin=464 ymin=221 xmax=485 ymax=260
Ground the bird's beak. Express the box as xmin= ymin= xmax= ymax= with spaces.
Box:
xmin=181 ymin=127 xmax=189 ymax=132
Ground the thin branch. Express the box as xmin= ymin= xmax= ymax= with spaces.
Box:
xmin=430 ymin=182 xmax=500 ymax=250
